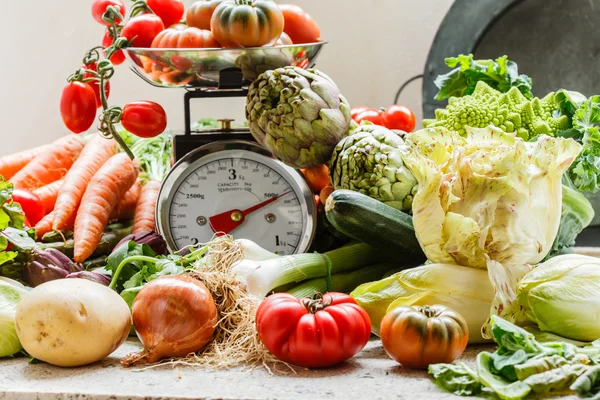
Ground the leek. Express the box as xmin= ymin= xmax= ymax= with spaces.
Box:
xmin=287 ymin=263 xmax=400 ymax=298
xmin=231 ymin=241 xmax=389 ymax=298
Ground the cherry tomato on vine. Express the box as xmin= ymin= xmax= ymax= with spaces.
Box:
xmin=148 ymin=0 xmax=185 ymax=28
xmin=350 ymin=106 xmax=370 ymax=120
xmin=256 ymin=293 xmax=371 ymax=368
xmin=91 ymin=0 xmax=126 ymax=25
xmin=121 ymin=14 xmax=165 ymax=48
xmin=121 ymin=101 xmax=167 ymax=138
xmin=354 ymin=108 xmax=384 ymax=126
xmin=82 ymin=63 xmax=111 ymax=109
xmin=102 ymin=30 xmax=126 ymax=65
xmin=11 ymin=190 xmax=45 ymax=226
xmin=382 ymin=105 xmax=416 ymax=132
xmin=60 ymin=82 xmax=97 ymax=134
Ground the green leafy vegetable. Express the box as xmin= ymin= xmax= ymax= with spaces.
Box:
xmin=129 ymin=133 xmax=172 ymax=182
xmin=571 ymin=365 xmax=600 ymax=398
xmin=0 ymin=278 xmax=28 ymax=357
xmin=556 ymin=92 xmax=600 ymax=193
xmin=428 ymin=363 xmax=482 ymax=396
xmin=430 ymin=316 xmax=600 ymax=400
xmin=434 ymin=54 xmax=533 ymax=101
xmin=0 ymin=179 xmax=35 ymax=270
xmin=547 ymin=184 xmax=595 ymax=258
xmin=523 ymin=363 xmax=588 ymax=394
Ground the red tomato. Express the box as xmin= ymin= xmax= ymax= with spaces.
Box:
xmin=279 ymin=4 xmax=321 ymax=44
xmin=121 ymin=14 xmax=165 ymax=48
xmin=354 ymin=108 xmax=384 ymax=126
xmin=102 ymin=29 xmax=126 ymax=65
xmin=256 ymin=293 xmax=371 ymax=368
xmin=92 ymin=0 xmax=126 ymax=25
xmin=350 ymin=106 xmax=370 ymax=120
xmin=147 ymin=0 xmax=185 ymax=28
xmin=121 ymin=101 xmax=167 ymax=138
xmin=151 ymin=27 xmax=219 ymax=48
xmin=60 ymin=82 xmax=97 ymax=134
xmin=82 ymin=63 xmax=111 ymax=109
xmin=12 ymin=190 xmax=45 ymax=226
xmin=382 ymin=105 xmax=416 ymax=132
xmin=170 ymin=55 xmax=193 ymax=71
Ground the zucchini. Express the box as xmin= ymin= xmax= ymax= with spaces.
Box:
xmin=325 ymin=190 xmax=426 ymax=263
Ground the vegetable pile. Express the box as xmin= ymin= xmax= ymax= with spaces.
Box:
xmin=4 ymin=2 xmax=600 ymax=397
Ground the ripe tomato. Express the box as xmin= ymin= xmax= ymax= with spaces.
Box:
xmin=121 ymin=101 xmax=167 ymax=138
xmin=211 ymin=0 xmax=284 ymax=48
xmin=300 ymin=164 xmax=330 ymax=194
xmin=147 ymin=0 xmax=185 ymax=28
xmin=121 ymin=14 xmax=165 ymax=48
xmin=380 ymin=305 xmax=469 ymax=369
xmin=82 ymin=63 xmax=111 ymax=109
xmin=354 ymin=108 xmax=384 ymax=126
xmin=151 ymin=27 xmax=219 ymax=48
xmin=60 ymin=82 xmax=97 ymax=134
xmin=102 ymin=29 xmax=126 ymax=66
xmin=279 ymin=4 xmax=321 ymax=44
xmin=350 ymin=106 xmax=370 ymax=120
xmin=319 ymin=185 xmax=334 ymax=205
xmin=12 ymin=190 xmax=45 ymax=226
xmin=256 ymin=293 xmax=371 ymax=368
xmin=186 ymin=0 xmax=223 ymax=30
xmin=382 ymin=105 xmax=416 ymax=132
xmin=92 ymin=0 xmax=126 ymax=25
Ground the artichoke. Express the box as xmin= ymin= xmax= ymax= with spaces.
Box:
xmin=246 ymin=67 xmax=353 ymax=168
xmin=329 ymin=124 xmax=417 ymax=212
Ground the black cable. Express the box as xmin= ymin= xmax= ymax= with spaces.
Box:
xmin=394 ymin=74 xmax=424 ymax=104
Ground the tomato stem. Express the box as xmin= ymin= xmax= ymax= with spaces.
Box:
xmin=418 ymin=305 xmax=438 ymax=318
xmin=301 ymin=292 xmax=332 ymax=314
xmin=130 ymin=0 xmax=154 ymax=17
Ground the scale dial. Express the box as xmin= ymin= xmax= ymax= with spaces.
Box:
xmin=157 ymin=141 xmax=317 ymax=255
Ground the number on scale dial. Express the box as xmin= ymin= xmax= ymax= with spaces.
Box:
xmin=163 ymin=148 xmax=314 ymax=256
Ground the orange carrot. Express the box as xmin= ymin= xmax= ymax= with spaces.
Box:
xmin=34 ymin=210 xmax=75 ymax=239
xmin=74 ymin=153 xmax=138 ymax=262
xmin=53 ymin=136 xmax=117 ymax=230
xmin=110 ymin=179 xmax=142 ymax=221
xmin=0 ymin=144 xmax=51 ymax=180
xmin=10 ymin=135 xmax=85 ymax=190
xmin=32 ymin=180 xmax=64 ymax=215
xmin=132 ymin=180 xmax=162 ymax=234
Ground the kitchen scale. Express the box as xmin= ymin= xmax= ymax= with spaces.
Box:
xmin=125 ymin=42 xmax=327 ymax=255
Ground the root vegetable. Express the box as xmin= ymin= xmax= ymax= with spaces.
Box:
xmin=15 ymin=279 xmax=131 ymax=367
xmin=122 ymin=275 xmax=218 ymax=366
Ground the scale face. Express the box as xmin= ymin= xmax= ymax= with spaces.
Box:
xmin=157 ymin=140 xmax=317 ymax=255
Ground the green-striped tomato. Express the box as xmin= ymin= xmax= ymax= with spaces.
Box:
xmin=380 ymin=305 xmax=469 ymax=369
xmin=210 ymin=0 xmax=284 ymax=48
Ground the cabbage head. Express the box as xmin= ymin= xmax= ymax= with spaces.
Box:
xmin=0 ymin=277 xmax=27 ymax=357
xmin=401 ymin=126 xmax=582 ymax=269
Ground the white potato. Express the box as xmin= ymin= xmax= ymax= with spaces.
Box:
xmin=15 ymin=279 xmax=131 ymax=367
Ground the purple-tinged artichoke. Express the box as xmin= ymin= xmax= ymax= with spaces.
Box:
xmin=66 ymin=271 xmax=111 ymax=286
xmin=113 ymin=231 xmax=168 ymax=255
xmin=23 ymin=249 xmax=83 ymax=287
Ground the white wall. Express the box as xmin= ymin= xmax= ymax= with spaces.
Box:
xmin=0 ymin=0 xmax=453 ymax=155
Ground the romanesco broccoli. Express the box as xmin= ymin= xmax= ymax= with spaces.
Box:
xmin=423 ymin=81 xmax=570 ymax=140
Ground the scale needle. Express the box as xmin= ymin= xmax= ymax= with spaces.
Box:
xmin=208 ymin=191 xmax=292 ymax=235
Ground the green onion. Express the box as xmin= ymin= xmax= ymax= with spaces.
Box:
xmin=231 ymin=242 xmax=389 ymax=298
xmin=286 ymin=263 xmax=401 ymax=298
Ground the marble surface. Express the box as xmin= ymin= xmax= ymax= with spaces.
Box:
xmin=0 ymin=339 xmax=581 ymax=400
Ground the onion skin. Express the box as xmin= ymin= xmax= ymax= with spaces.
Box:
xmin=124 ymin=275 xmax=218 ymax=366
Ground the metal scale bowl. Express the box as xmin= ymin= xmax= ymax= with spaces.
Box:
xmin=123 ymin=42 xmax=327 ymax=255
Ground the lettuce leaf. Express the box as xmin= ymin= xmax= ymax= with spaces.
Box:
xmin=434 ymin=54 xmax=533 ymax=101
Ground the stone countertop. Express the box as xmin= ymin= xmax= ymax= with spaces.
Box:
xmin=0 ymin=339 xmax=580 ymax=400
